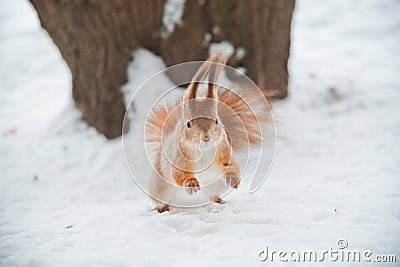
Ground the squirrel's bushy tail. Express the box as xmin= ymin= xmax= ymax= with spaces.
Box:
xmin=217 ymin=87 xmax=271 ymax=152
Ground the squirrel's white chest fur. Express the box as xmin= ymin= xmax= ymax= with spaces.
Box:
xmin=194 ymin=143 xmax=224 ymax=186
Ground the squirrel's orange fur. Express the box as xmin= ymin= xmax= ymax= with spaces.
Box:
xmin=145 ymin=53 xmax=271 ymax=213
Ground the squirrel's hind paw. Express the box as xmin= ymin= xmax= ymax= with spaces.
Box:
xmin=213 ymin=197 xmax=226 ymax=204
xmin=155 ymin=204 xmax=170 ymax=213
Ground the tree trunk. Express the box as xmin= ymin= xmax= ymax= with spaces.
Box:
xmin=30 ymin=0 xmax=295 ymax=139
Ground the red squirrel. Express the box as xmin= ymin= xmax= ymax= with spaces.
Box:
xmin=145 ymin=53 xmax=270 ymax=213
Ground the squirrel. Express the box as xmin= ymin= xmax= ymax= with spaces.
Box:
xmin=145 ymin=52 xmax=270 ymax=213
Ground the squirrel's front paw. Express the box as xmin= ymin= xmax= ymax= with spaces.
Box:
xmin=183 ymin=177 xmax=200 ymax=195
xmin=225 ymin=171 xmax=240 ymax=189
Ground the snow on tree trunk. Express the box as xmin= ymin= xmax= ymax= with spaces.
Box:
xmin=29 ymin=0 xmax=295 ymax=139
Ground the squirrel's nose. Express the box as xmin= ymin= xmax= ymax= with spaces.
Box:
xmin=202 ymin=137 xmax=210 ymax=143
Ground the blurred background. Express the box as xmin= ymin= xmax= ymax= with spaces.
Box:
xmin=1 ymin=0 xmax=399 ymax=266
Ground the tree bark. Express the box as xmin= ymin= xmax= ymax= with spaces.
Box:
xmin=206 ymin=0 xmax=295 ymax=99
xmin=30 ymin=0 xmax=295 ymax=139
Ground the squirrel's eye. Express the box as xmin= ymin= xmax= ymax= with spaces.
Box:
xmin=186 ymin=121 xmax=191 ymax=128
xmin=215 ymin=118 xmax=219 ymax=125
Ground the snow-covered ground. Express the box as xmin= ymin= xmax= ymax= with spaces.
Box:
xmin=1 ymin=0 xmax=399 ymax=266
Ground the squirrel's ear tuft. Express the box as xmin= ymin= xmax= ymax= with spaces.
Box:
xmin=187 ymin=51 xmax=228 ymax=100
xmin=187 ymin=82 xmax=199 ymax=100
xmin=206 ymin=51 xmax=228 ymax=99
xmin=186 ymin=59 xmax=210 ymax=100
xmin=207 ymin=63 xmax=216 ymax=99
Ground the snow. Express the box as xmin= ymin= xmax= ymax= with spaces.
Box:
xmin=235 ymin=47 xmax=246 ymax=60
xmin=1 ymin=0 xmax=400 ymax=266
xmin=209 ymin=41 xmax=235 ymax=58
xmin=161 ymin=0 xmax=186 ymax=37
xmin=209 ymin=43 xmax=247 ymax=73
